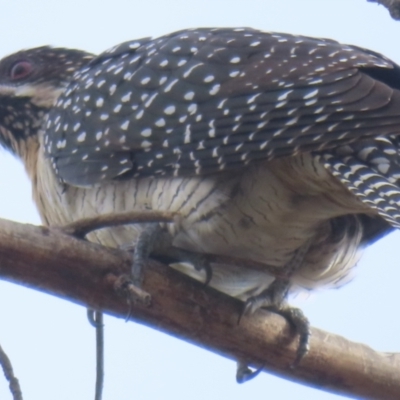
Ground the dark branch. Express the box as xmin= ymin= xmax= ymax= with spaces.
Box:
xmin=368 ymin=0 xmax=400 ymax=19
xmin=0 ymin=217 xmax=399 ymax=400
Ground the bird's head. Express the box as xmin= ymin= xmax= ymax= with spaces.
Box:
xmin=0 ymin=46 xmax=93 ymax=161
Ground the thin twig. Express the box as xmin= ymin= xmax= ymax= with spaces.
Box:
xmin=0 ymin=343 xmax=23 ymax=400
xmin=94 ymin=312 xmax=104 ymax=400
xmin=87 ymin=309 xmax=105 ymax=400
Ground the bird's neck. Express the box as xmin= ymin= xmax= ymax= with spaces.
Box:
xmin=14 ymin=134 xmax=40 ymax=185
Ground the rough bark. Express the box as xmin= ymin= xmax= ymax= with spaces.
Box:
xmin=0 ymin=217 xmax=399 ymax=399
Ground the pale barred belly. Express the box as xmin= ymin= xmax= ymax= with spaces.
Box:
xmin=35 ymin=152 xmax=370 ymax=293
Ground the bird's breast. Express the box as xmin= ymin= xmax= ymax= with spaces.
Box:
xmin=35 ymin=150 xmax=369 ymax=292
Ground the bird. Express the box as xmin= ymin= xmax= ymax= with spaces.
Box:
xmin=1 ymin=27 xmax=400 ymax=374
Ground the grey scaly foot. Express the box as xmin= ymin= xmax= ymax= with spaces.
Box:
xmin=116 ymin=223 xmax=162 ymax=309
xmin=236 ymin=241 xmax=312 ymax=381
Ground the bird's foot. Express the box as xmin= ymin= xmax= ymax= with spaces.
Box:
xmin=114 ymin=274 xmax=152 ymax=309
xmin=131 ymin=223 xmax=162 ymax=287
xmin=116 ymin=223 xmax=163 ymax=312
xmin=240 ymin=278 xmax=310 ymax=369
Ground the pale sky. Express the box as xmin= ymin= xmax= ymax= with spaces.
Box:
xmin=0 ymin=1 xmax=399 ymax=399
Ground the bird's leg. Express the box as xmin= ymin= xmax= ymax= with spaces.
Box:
xmin=237 ymin=241 xmax=312 ymax=383
xmin=114 ymin=223 xmax=162 ymax=310
xmin=242 ymin=279 xmax=310 ymax=367
xmin=131 ymin=223 xmax=163 ymax=287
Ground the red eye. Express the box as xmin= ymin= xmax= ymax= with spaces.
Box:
xmin=10 ymin=61 xmax=33 ymax=80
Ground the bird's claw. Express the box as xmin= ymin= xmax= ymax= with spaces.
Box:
xmin=236 ymin=361 xmax=264 ymax=383
xmin=114 ymin=274 xmax=152 ymax=308
xmin=239 ymin=279 xmax=310 ymax=368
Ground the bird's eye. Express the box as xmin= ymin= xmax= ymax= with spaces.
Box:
xmin=10 ymin=61 xmax=33 ymax=80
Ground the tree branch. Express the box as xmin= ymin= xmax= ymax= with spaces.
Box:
xmin=368 ymin=0 xmax=400 ymax=19
xmin=0 ymin=217 xmax=399 ymax=399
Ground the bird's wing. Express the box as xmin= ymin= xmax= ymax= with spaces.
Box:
xmin=322 ymin=136 xmax=400 ymax=228
xmin=44 ymin=28 xmax=400 ymax=187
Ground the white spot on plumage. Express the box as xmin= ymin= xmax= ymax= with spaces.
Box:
xmin=113 ymin=104 xmax=122 ymax=113
xmin=141 ymin=77 xmax=151 ymax=85
xmin=183 ymin=63 xmax=203 ymax=78
xmin=303 ymin=89 xmax=319 ymax=99
xmin=209 ymin=120 xmax=216 ymax=137
xmin=121 ymin=92 xmax=132 ymax=102
xmin=209 ymin=84 xmax=220 ymax=95
xmin=145 ymin=93 xmax=158 ymax=108
xmin=164 ymin=79 xmax=179 ymax=92
xmin=247 ymin=93 xmax=261 ymax=104
xmin=328 ymin=123 xmax=339 ymax=132
xmin=305 ymin=98 xmax=318 ymax=106
xmin=188 ymin=103 xmax=197 ymax=114
xmin=155 ymin=118 xmax=166 ymax=127
xmin=121 ymin=120 xmax=130 ymax=130
xmin=184 ymin=125 xmax=191 ymax=143
xmin=141 ymin=128 xmax=152 ymax=137
xmin=184 ymin=91 xmax=195 ymax=100
xmin=56 ymin=139 xmax=66 ymax=149
xmin=141 ymin=140 xmax=152 ymax=148
xmin=129 ymin=42 xmax=141 ymax=49
xmin=197 ymin=141 xmax=205 ymax=150
xmin=164 ymin=105 xmax=176 ymax=115
xmin=77 ymin=132 xmax=86 ymax=142
xmin=286 ymin=117 xmax=299 ymax=126
xmin=96 ymin=98 xmax=104 ymax=107
xmin=277 ymin=90 xmax=293 ymax=101
xmin=315 ymin=114 xmax=329 ymax=122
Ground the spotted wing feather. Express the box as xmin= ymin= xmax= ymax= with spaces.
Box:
xmin=44 ymin=28 xmax=400 ymax=186
xmin=322 ymin=136 xmax=400 ymax=228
